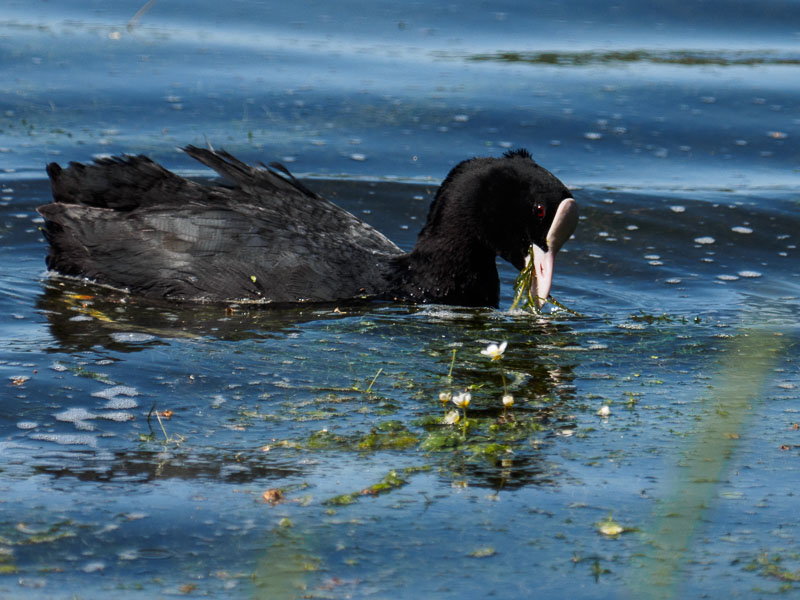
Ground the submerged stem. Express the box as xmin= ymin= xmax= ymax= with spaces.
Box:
xmin=365 ymin=368 xmax=383 ymax=394
xmin=155 ymin=411 xmax=169 ymax=442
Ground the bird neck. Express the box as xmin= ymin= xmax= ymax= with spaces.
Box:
xmin=388 ymin=234 xmax=500 ymax=307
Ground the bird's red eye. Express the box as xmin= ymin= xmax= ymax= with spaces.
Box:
xmin=536 ymin=204 xmax=546 ymax=219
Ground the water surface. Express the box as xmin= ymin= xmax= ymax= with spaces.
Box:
xmin=1 ymin=2 xmax=799 ymax=598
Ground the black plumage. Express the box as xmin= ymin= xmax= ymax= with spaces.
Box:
xmin=38 ymin=146 xmax=577 ymax=307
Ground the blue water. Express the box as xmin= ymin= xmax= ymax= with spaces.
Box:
xmin=1 ymin=2 xmax=800 ymax=598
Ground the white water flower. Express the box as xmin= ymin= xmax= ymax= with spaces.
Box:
xmin=438 ymin=391 xmax=452 ymax=404
xmin=452 ymin=391 xmax=471 ymax=409
xmin=444 ymin=410 xmax=461 ymax=425
xmin=480 ymin=341 xmax=507 ymax=361
xmin=597 ymin=518 xmax=624 ymax=537
xmin=597 ymin=405 xmax=611 ymax=417
xmin=502 ymin=394 xmax=514 ymax=408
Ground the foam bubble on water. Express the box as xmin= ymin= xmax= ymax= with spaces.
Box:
xmin=670 ymin=205 xmax=685 ymax=213
xmin=665 ymin=278 xmax=682 ymax=284
xmin=584 ymin=132 xmax=603 ymax=140
xmin=110 ymin=332 xmax=156 ymax=343
xmin=586 ymin=343 xmax=609 ymax=350
xmin=99 ymin=411 xmax=135 ymax=422
xmin=618 ymin=323 xmax=646 ymax=330
xmin=626 ymin=224 xmax=639 ymax=231
xmin=694 ymin=236 xmax=715 ymax=245
xmin=649 ymin=260 xmax=664 ymax=266
xmin=16 ymin=421 xmax=38 ymax=430
xmin=30 ymin=433 xmax=97 ymax=447
xmin=102 ymin=397 xmax=138 ymax=410
xmin=717 ymin=274 xmax=740 ymax=281
xmin=55 ymin=408 xmax=96 ymax=423
xmin=732 ymin=226 xmax=753 ymax=234
xmin=738 ymin=270 xmax=762 ymax=278
xmin=92 ymin=385 xmax=139 ymax=400
xmin=82 ymin=561 xmax=105 ymax=573
xmin=50 ymin=362 xmax=68 ymax=372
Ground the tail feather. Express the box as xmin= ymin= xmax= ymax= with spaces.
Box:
xmin=46 ymin=154 xmax=188 ymax=210
xmin=182 ymin=145 xmax=319 ymax=200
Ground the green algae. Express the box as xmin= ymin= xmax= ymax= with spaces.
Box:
xmin=324 ymin=466 xmax=430 ymax=506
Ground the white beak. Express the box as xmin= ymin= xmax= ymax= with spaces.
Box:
xmin=530 ymin=198 xmax=578 ymax=308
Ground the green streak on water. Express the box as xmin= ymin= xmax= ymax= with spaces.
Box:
xmin=629 ymin=327 xmax=788 ymax=600
xmin=467 ymin=49 xmax=800 ymax=67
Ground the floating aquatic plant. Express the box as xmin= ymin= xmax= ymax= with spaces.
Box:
xmin=511 ymin=246 xmax=583 ymax=315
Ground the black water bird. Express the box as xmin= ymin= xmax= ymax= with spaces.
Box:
xmin=38 ymin=146 xmax=578 ymax=308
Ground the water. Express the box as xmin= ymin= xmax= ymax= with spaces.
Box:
xmin=1 ymin=1 xmax=800 ymax=598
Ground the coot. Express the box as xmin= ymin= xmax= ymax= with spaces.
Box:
xmin=38 ymin=146 xmax=578 ymax=308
